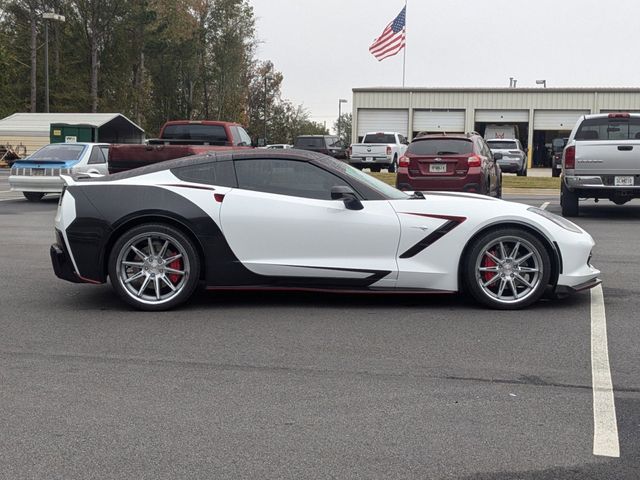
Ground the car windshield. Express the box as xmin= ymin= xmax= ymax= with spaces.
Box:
xmin=362 ymin=133 xmax=396 ymax=144
xmin=319 ymin=157 xmax=408 ymax=200
xmin=408 ymin=138 xmax=473 ymax=155
xmin=487 ymin=141 xmax=518 ymax=150
xmin=29 ymin=144 xmax=85 ymax=161
xmin=162 ymin=124 xmax=229 ymax=144
xmin=576 ymin=116 xmax=640 ymax=140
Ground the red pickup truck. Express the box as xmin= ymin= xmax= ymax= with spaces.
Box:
xmin=108 ymin=120 xmax=253 ymax=173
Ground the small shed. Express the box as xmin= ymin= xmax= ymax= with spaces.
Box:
xmin=0 ymin=113 xmax=145 ymax=156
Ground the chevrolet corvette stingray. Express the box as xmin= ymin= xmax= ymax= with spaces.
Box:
xmin=51 ymin=150 xmax=600 ymax=311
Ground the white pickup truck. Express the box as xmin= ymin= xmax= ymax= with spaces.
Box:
xmin=349 ymin=132 xmax=409 ymax=172
xmin=561 ymin=113 xmax=640 ymax=216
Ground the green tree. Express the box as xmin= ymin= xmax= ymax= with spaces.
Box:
xmin=333 ymin=112 xmax=352 ymax=146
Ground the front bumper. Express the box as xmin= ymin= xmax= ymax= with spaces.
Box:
xmin=555 ymin=277 xmax=602 ymax=295
xmin=10 ymin=175 xmax=64 ymax=193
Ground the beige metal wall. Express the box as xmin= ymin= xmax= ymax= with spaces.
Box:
xmin=0 ymin=135 xmax=48 ymax=157
xmin=352 ymin=88 xmax=640 ymax=166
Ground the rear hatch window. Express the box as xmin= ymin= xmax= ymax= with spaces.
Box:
xmin=576 ymin=116 xmax=640 ymax=141
xmin=29 ymin=144 xmax=85 ymax=162
xmin=407 ymin=138 xmax=474 ymax=176
xmin=362 ymin=133 xmax=396 ymax=144
xmin=162 ymin=124 xmax=229 ymax=144
xmin=487 ymin=141 xmax=518 ymax=150
xmin=294 ymin=137 xmax=325 ymax=149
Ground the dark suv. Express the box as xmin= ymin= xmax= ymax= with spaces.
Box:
xmin=293 ymin=135 xmax=347 ymax=159
xmin=396 ymin=132 xmax=502 ymax=197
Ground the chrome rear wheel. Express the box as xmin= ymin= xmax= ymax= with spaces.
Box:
xmin=109 ymin=224 xmax=200 ymax=310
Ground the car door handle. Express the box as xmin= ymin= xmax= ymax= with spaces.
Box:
xmin=618 ymin=145 xmax=633 ymax=151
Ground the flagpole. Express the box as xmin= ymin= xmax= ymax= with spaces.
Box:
xmin=402 ymin=0 xmax=407 ymax=87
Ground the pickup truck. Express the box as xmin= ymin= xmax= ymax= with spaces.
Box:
xmin=108 ymin=120 xmax=253 ymax=173
xmin=349 ymin=132 xmax=408 ymax=172
xmin=561 ymin=113 xmax=640 ymax=216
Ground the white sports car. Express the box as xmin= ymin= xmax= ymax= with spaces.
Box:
xmin=50 ymin=150 xmax=600 ymax=311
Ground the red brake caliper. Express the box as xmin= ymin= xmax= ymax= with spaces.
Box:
xmin=167 ymin=250 xmax=182 ymax=284
xmin=482 ymin=250 xmax=497 ymax=284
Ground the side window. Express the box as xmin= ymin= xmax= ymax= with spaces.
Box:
xmin=237 ymin=127 xmax=252 ymax=147
xmin=88 ymin=146 xmax=106 ymax=164
xmin=171 ymin=160 xmax=237 ymax=187
xmin=234 ymin=159 xmax=350 ymax=200
xmin=100 ymin=146 xmax=110 ymax=162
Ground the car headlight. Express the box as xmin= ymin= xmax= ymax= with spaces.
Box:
xmin=527 ymin=207 xmax=582 ymax=233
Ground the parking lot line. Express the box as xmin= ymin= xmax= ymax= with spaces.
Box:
xmin=540 ymin=202 xmax=550 ymax=210
xmin=591 ymin=284 xmax=620 ymax=457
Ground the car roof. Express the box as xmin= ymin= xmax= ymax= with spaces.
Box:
xmin=486 ymin=138 xmax=518 ymax=141
xmin=412 ymin=133 xmax=475 ymax=141
xmin=46 ymin=142 xmax=108 ymax=146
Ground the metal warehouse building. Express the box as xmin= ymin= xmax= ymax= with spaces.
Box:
xmin=351 ymin=87 xmax=640 ymax=167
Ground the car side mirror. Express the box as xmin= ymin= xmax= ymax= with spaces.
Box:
xmin=493 ymin=152 xmax=503 ymax=160
xmin=331 ymin=185 xmax=363 ymax=210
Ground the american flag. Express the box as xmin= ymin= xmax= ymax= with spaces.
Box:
xmin=369 ymin=6 xmax=406 ymax=61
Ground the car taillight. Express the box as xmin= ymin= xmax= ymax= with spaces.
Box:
xmin=386 ymin=146 xmax=391 ymax=155
xmin=467 ymin=155 xmax=481 ymax=167
xmin=399 ymin=155 xmax=410 ymax=168
xmin=564 ymin=146 xmax=575 ymax=169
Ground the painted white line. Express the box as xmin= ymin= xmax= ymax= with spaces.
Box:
xmin=591 ymin=284 xmax=620 ymax=457
xmin=540 ymin=202 xmax=550 ymax=210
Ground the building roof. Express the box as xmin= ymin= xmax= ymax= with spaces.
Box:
xmin=0 ymin=113 xmax=144 ymax=136
xmin=353 ymin=86 xmax=640 ymax=93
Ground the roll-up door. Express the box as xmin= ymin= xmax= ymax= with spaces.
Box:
xmin=357 ymin=109 xmax=409 ymax=138
xmin=533 ymin=110 xmax=590 ymax=130
xmin=413 ymin=110 xmax=465 ymax=133
xmin=475 ymin=110 xmax=529 ymax=123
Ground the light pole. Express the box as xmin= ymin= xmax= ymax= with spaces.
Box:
xmin=42 ymin=12 xmax=65 ymax=113
xmin=338 ymin=98 xmax=347 ymax=141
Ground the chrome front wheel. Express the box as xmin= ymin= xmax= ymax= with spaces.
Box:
xmin=109 ymin=224 xmax=200 ymax=310
xmin=465 ymin=228 xmax=551 ymax=309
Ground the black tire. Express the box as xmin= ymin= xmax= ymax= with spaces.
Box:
xmin=108 ymin=223 xmax=201 ymax=311
xmin=560 ymin=182 xmax=579 ymax=217
xmin=463 ymin=228 xmax=552 ymax=310
xmin=371 ymin=166 xmax=381 ymax=173
xmin=517 ymin=166 xmax=527 ymax=177
xmin=495 ymin=172 xmax=503 ymax=199
xmin=388 ymin=155 xmax=397 ymax=173
xmin=552 ymin=168 xmax=560 ymax=178
xmin=23 ymin=192 xmax=44 ymax=202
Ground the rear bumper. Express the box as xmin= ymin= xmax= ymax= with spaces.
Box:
xmin=497 ymin=159 xmax=524 ymax=172
xmin=396 ymin=168 xmax=484 ymax=193
xmin=9 ymin=175 xmax=64 ymax=193
xmin=50 ymin=242 xmax=84 ymax=283
xmin=349 ymin=155 xmax=392 ymax=166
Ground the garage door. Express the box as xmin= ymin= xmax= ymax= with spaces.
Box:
xmin=475 ymin=110 xmax=529 ymax=123
xmin=357 ymin=109 xmax=409 ymax=138
xmin=413 ymin=110 xmax=465 ymax=133
xmin=533 ymin=110 xmax=590 ymax=130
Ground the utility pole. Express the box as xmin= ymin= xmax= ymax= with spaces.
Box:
xmin=338 ymin=99 xmax=347 ymax=141
xmin=263 ymin=74 xmax=268 ymax=145
xmin=42 ymin=12 xmax=66 ymax=113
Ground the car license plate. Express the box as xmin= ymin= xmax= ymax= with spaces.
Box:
xmin=429 ymin=164 xmax=447 ymax=173
xmin=614 ymin=176 xmax=634 ymax=186
xmin=365 ymin=157 xmax=373 ymax=162
xmin=32 ymin=168 xmax=45 ymax=176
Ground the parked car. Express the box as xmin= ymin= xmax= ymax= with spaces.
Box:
xmin=484 ymin=124 xmax=518 ymax=140
xmin=9 ymin=142 xmax=109 ymax=202
xmin=293 ymin=135 xmax=347 ymax=159
xmin=51 ymin=149 xmax=599 ymax=311
xmin=265 ymin=144 xmax=292 ymax=149
xmin=551 ymin=137 xmax=568 ymax=177
xmin=349 ymin=131 xmax=409 ymax=172
xmin=396 ymin=133 xmax=502 ymax=197
xmin=486 ymin=138 xmax=527 ymax=176
xmin=561 ymin=113 xmax=640 ymax=216
xmin=108 ymin=120 xmax=253 ymax=173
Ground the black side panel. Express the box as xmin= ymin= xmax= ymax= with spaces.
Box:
xmin=399 ymin=220 xmax=462 ymax=259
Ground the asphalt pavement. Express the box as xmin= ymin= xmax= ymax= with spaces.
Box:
xmin=1 ymin=172 xmax=639 ymax=479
